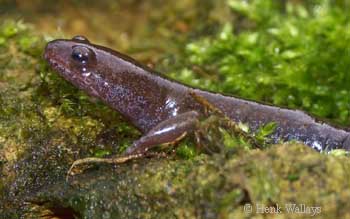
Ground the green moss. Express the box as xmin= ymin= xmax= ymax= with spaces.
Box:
xmin=176 ymin=141 xmax=197 ymax=159
xmin=1 ymin=20 xmax=22 ymax=37
xmin=169 ymin=0 xmax=350 ymax=125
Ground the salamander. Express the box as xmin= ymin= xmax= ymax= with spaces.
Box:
xmin=44 ymin=36 xmax=350 ymax=155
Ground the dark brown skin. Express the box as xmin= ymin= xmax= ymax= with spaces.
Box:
xmin=44 ymin=36 xmax=350 ymax=155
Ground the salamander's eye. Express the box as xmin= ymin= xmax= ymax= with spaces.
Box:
xmin=71 ymin=46 xmax=91 ymax=64
xmin=70 ymin=45 xmax=97 ymax=72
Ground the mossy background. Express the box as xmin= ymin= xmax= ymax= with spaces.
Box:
xmin=0 ymin=0 xmax=349 ymax=218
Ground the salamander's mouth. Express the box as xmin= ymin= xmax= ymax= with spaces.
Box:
xmin=45 ymin=56 xmax=73 ymax=81
xmin=46 ymin=58 xmax=63 ymax=73
xmin=44 ymin=40 xmax=74 ymax=79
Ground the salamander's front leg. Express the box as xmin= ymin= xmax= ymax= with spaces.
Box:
xmin=67 ymin=111 xmax=200 ymax=179
xmin=124 ymin=111 xmax=200 ymax=155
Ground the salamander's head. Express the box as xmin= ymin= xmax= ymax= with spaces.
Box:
xmin=44 ymin=36 xmax=152 ymax=97
xmin=44 ymin=35 xmax=137 ymax=99
xmin=44 ymin=35 xmax=163 ymax=110
xmin=44 ymin=36 xmax=100 ymax=87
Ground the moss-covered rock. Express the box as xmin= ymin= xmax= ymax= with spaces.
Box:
xmin=0 ymin=20 xmax=138 ymax=217
xmin=21 ymin=144 xmax=350 ymax=219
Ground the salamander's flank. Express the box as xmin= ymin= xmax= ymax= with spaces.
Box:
xmin=44 ymin=35 xmax=350 ymax=158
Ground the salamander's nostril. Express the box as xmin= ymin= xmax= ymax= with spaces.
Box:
xmin=44 ymin=42 xmax=55 ymax=60
xmin=45 ymin=42 xmax=54 ymax=51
